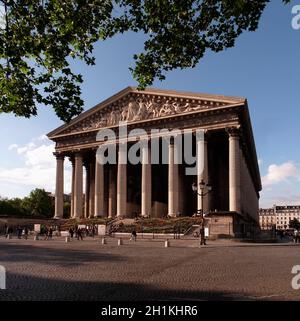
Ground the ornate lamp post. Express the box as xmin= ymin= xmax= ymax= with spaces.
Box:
xmin=192 ymin=179 xmax=212 ymax=245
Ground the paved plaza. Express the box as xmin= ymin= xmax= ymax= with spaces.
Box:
xmin=0 ymin=236 xmax=299 ymax=301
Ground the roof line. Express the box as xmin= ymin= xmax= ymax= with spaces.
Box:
xmin=47 ymin=86 xmax=246 ymax=138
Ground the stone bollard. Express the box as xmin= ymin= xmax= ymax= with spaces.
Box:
xmin=102 ymin=238 xmax=107 ymax=245
xmin=65 ymin=236 xmax=70 ymax=243
xmin=34 ymin=235 xmax=39 ymax=241
xmin=118 ymin=238 xmax=123 ymax=246
xmin=165 ymin=239 xmax=170 ymax=248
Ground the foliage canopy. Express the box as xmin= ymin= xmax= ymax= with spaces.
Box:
xmin=0 ymin=0 xmax=291 ymax=121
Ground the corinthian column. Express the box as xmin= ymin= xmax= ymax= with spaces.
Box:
xmin=54 ymin=154 xmax=64 ymax=219
xmin=84 ymin=161 xmax=90 ymax=218
xmin=117 ymin=144 xmax=127 ymax=217
xmin=74 ymin=153 xmax=83 ymax=218
xmin=108 ymin=165 xmax=117 ymax=218
xmin=168 ymin=140 xmax=179 ymax=217
xmin=69 ymin=157 xmax=75 ymax=218
xmin=141 ymin=141 xmax=151 ymax=217
xmin=228 ymin=128 xmax=241 ymax=213
xmin=196 ymin=131 xmax=209 ymax=212
xmin=95 ymin=153 xmax=105 ymax=217
xmin=89 ymin=160 xmax=95 ymax=218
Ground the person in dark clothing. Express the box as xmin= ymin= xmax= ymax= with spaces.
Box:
xmin=5 ymin=225 xmax=9 ymax=238
xmin=131 ymin=230 xmax=137 ymax=241
xmin=48 ymin=227 xmax=53 ymax=240
xmin=69 ymin=228 xmax=74 ymax=239
xmin=173 ymin=225 xmax=177 ymax=239
xmin=24 ymin=227 xmax=29 ymax=240
xmin=77 ymin=228 xmax=83 ymax=241
xmin=200 ymin=227 xmax=206 ymax=245
xmin=44 ymin=227 xmax=49 ymax=240
xmin=17 ymin=226 xmax=22 ymax=239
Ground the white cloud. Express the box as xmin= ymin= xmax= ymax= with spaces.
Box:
xmin=0 ymin=136 xmax=71 ymax=198
xmin=262 ymin=161 xmax=300 ymax=187
xmin=260 ymin=161 xmax=300 ymax=208
xmin=8 ymin=144 xmax=18 ymax=151
xmin=38 ymin=134 xmax=48 ymax=141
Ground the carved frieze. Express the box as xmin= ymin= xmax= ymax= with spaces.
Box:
xmin=63 ymin=94 xmax=228 ymax=135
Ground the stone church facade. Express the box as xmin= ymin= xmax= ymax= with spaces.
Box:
xmin=47 ymin=87 xmax=261 ymax=237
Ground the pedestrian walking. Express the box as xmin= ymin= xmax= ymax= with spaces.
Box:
xmin=44 ymin=227 xmax=49 ymax=240
xmin=24 ymin=227 xmax=29 ymax=240
xmin=130 ymin=229 xmax=137 ymax=241
xmin=5 ymin=225 xmax=9 ymax=238
xmin=69 ymin=228 xmax=74 ymax=239
xmin=74 ymin=226 xmax=78 ymax=239
xmin=77 ymin=228 xmax=83 ymax=241
xmin=48 ymin=227 xmax=53 ymax=240
xmin=173 ymin=225 xmax=178 ymax=239
xmin=296 ymin=230 xmax=300 ymax=244
xmin=200 ymin=226 xmax=206 ymax=245
xmin=17 ymin=226 xmax=22 ymax=239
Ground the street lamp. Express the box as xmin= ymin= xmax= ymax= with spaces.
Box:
xmin=192 ymin=179 xmax=212 ymax=245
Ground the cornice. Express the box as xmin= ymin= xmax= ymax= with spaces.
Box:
xmin=47 ymin=87 xmax=245 ymax=139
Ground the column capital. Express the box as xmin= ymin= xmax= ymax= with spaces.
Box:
xmin=193 ymin=129 xmax=211 ymax=141
xmin=226 ymin=127 xmax=241 ymax=138
xmin=53 ymin=152 xmax=65 ymax=160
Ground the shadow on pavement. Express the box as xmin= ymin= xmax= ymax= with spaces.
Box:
xmin=0 ymin=273 xmax=265 ymax=301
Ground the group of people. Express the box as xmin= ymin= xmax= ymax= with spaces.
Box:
xmin=68 ymin=226 xmax=97 ymax=240
xmin=42 ymin=226 xmax=53 ymax=240
xmin=5 ymin=225 xmax=29 ymax=239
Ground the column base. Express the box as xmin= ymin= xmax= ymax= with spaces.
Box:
xmin=167 ymin=213 xmax=178 ymax=218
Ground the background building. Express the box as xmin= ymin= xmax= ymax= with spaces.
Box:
xmin=259 ymin=205 xmax=300 ymax=230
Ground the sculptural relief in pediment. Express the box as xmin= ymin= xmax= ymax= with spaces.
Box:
xmin=63 ymin=94 xmax=227 ymax=135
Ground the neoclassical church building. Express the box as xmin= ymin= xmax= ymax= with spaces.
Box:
xmin=47 ymin=87 xmax=261 ymax=237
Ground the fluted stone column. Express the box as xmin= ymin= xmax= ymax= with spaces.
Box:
xmin=74 ymin=153 xmax=83 ymax=218
xmin=84 ymin=162 xmax=90 ymax=218
xmin=168 ymin=140 xmax=179 ymax=217
xmin=197 ymin=134 xmax=209 ymax=212
xmin=94 ymin=154 xmax=105 ymax=217
xmin=54 ymin=155 xmax=64 ymax=219
xmin=229 ymin=129 xmax=241 ymax=212
xmin=69 ymin=157 xmax=75 ymax=218
xmin=89 ymin=161 xmax=95 ymax=218
xmin=141 ymin=141 xmax=151 ymax=217
xmin=117 ymin=144 xmax=127 ymax=217
xmin=108 ymin=166 xmax=117 ymax=218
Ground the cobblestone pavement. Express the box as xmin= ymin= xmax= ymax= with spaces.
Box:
xmin=0 ymin=236 xmax=299 ymax=301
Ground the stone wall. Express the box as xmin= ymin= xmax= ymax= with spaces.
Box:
xmin=207 ymin=214 xmax=234 ymax=237
xmin=240 ymin=150 xmax=259 ymax=223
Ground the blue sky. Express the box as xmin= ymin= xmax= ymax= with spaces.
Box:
xmin=0 ymin=0 xmax=300 ymax=207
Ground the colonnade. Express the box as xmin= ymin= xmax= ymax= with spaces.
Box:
xmin=54 ymin=130 xmax=241 ymax=218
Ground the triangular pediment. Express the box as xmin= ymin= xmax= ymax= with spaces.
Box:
xmin=47 ymin=87 xmax=245 ymax=139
